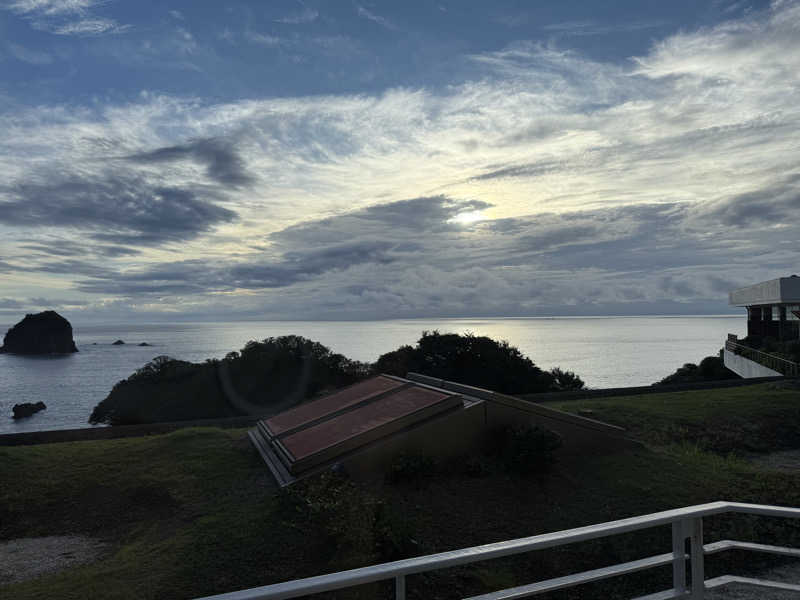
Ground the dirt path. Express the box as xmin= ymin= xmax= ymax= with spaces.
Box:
xmin=0 ymin=536 xmax=107 ymax=585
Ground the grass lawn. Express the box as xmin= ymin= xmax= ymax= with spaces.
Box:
xmin=2 ymin=382 xmax=800 ymax=599
xmin=547 ymin=381 xmax=800 ymax=453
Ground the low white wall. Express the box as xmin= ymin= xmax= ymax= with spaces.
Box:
xmin=723 ymin=349 xmax=782 ymax=378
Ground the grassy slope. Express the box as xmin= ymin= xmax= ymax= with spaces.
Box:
xmin=548 ymin=382 xmax=800 ymax=453
xmin=2 ymin=382 xmax=800 ymax=599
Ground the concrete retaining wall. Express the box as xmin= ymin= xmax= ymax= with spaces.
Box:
xmin=0 ymin=415 xmax=262 ymax=446
xmin=723 ymin=349 xmax=783 ymax=379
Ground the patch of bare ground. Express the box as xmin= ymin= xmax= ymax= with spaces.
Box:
xmin=0 ymin=536 xmax=108 ymax=585
xmin=748 ymin=449 xmax=800 ymax=471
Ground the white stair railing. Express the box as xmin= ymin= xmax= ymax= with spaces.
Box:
xmin=195 ymin=501 xmax=800 ymax=600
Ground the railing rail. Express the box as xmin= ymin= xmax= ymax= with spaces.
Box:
xmin=725 ymin=339 xmax=800 ymax=376
xmin=195 ymin=501 xmax=800 ymax=600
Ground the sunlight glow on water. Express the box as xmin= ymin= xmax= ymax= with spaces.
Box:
xmin=0 ymin=316 xmax=744 ymax=434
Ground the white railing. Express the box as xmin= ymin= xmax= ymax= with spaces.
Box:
xmin=725 ymin=339 xmax=800 ymax=376
xmin=195 ymin=501 xmax=800 ymax=600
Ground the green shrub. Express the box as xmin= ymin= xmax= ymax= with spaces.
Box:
xmin=486 ymin=425 xmax=563 ymax=475
xmin=90 ymin=336 xmax=370 ymax=425
xmin=374 ymin=331 xmax=583 ymax=394
xmin=385 ymin=453 xmax=437 ymax=485
xmin=277 ymin=472 xmax=378 ymax=567
xmin=373 ymin=502 xmax=420 ymax=561
xmin=654 ymin=355 xmax=738 ymax=386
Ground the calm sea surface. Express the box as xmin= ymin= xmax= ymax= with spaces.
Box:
xmin=0 ymin=316 xmax=744 ymax=434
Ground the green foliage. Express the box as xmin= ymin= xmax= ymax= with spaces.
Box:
xmin=373 ymin=331 xmax=583 ymax=394
xmin=90 ymin=336 xmax=370 ymax=426
xmin=89 ymin=356 xmax=226 ymax=426
xmin=373 ymin=502 xmax=420 ymax=561
xmin=486 ymin=425 xmax=563 ymax=475
xmin=278 ymin=472 xmax=378 ymax=568
xmin=225 ymin=335 xmax=369 ymax=407
xmin=548 ymin=366 xmax=585 ymax=391
xmin=278 ymin=471 xmax=421 ymax=567
xmin=385 ymin=454 xmax=437 ymax=485
xmin=654 ymin=355 xmax=738 ymax=386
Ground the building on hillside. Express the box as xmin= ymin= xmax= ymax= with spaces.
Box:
xmin=729 ymin=275 xmax=800 ymax=342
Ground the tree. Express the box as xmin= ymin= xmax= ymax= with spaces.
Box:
xmin=374 ymin=331 xmax=583 ymax=394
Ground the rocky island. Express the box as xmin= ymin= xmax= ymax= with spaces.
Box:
xmin=0 ymin=311 xmax=78 ymax=355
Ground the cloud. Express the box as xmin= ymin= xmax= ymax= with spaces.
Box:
xmin=1 ymin=174 xmax=236 ymax=245
xmin=245 ymin=31 xmax=283 ymax=47
xmin=51 ymin=18 xmax=128 ymax=35
xmin=0 ymin=298 xmax=23 ymax=308
xmin=275 ymin=5 xmax=318 ymax=25
xmin=691 ymin=175 xmax=800 ymax=228
xmin=6 ymin=42 xmax=53 ymax=64
xmin=126 ymin=138 xmax=255 ymax=187
xmin=2 ymin=1 xmax=800 ymax=317
xmin=3 ymin=0 xmax=129 ymax=35
xmin=20 ymin=239 xmax=140 ymax=257
xmin=5 ymin=0 xmax=96 ymax=15
xmin=541 ymin=20 xmax=668 ymax=36
xmin=356 ymin=4 xmax=399 ymax=31
xmin=75 ymin=239 xmax=400 ymax=295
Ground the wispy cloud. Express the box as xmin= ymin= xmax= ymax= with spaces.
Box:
xmin=3 ymin=0 xmax=129 ymax=35
xmin=356 ymin=4 xmax=399 ymax=31
xmin=52 ymin=17 xmax=128 ymax=35
xmin=6 ymin=0 xmax=97 ymax=15
xmin=245 ymin=30 xmax=283 ymax=47
xmin=541 ymin=19 xmax=668 ymax=36
xmin=275 ymin=5 xmax=318 ymax=25
xmin=6 ymin=41 xmax=53 ymax=64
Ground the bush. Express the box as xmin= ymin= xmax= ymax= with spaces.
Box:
xmin=385 ymin=454 xmax=437 ymax=485
xmin=654 ymin=355 xmax=738 ymax=386
xmin=374 ymin=331 xmax=584 ymax=394
xmin=90 ymin=336 xmax=370 ymax=425
xmin=549 ymin=367 xmax=586 ymax=391
xmin=486 ymin=425 xmax=563 ymax=475
xmin=277 ymin=472 xmax=378 ymax=568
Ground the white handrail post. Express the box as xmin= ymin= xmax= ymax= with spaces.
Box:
xmin=689 ymin=517 xmax=705 ymax=599
xmin=672 ymin=520 xmax=688 ymax=594
xmin=396 ymin=574 xmax=406 ymax=600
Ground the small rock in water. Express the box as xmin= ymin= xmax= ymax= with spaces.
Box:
xmin=112 ymin=340 xmax=125 ymax=345
xmin=138 ymin=342 xmax=151 ymax=347
xmin=13 ymin=402 xmax=47 ymax=419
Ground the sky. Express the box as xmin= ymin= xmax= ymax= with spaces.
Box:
xmin=0 ymin=0 xmax=798 ymax=322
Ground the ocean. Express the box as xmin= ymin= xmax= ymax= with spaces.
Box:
xmin=0 ymin=316 xmax=744 ymax=434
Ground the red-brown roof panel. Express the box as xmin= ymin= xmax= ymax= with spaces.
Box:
xmin=280 ymin=386 xmax=462 ymax=471
xmin=264 ymin=375 xmax=405 ymax=437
